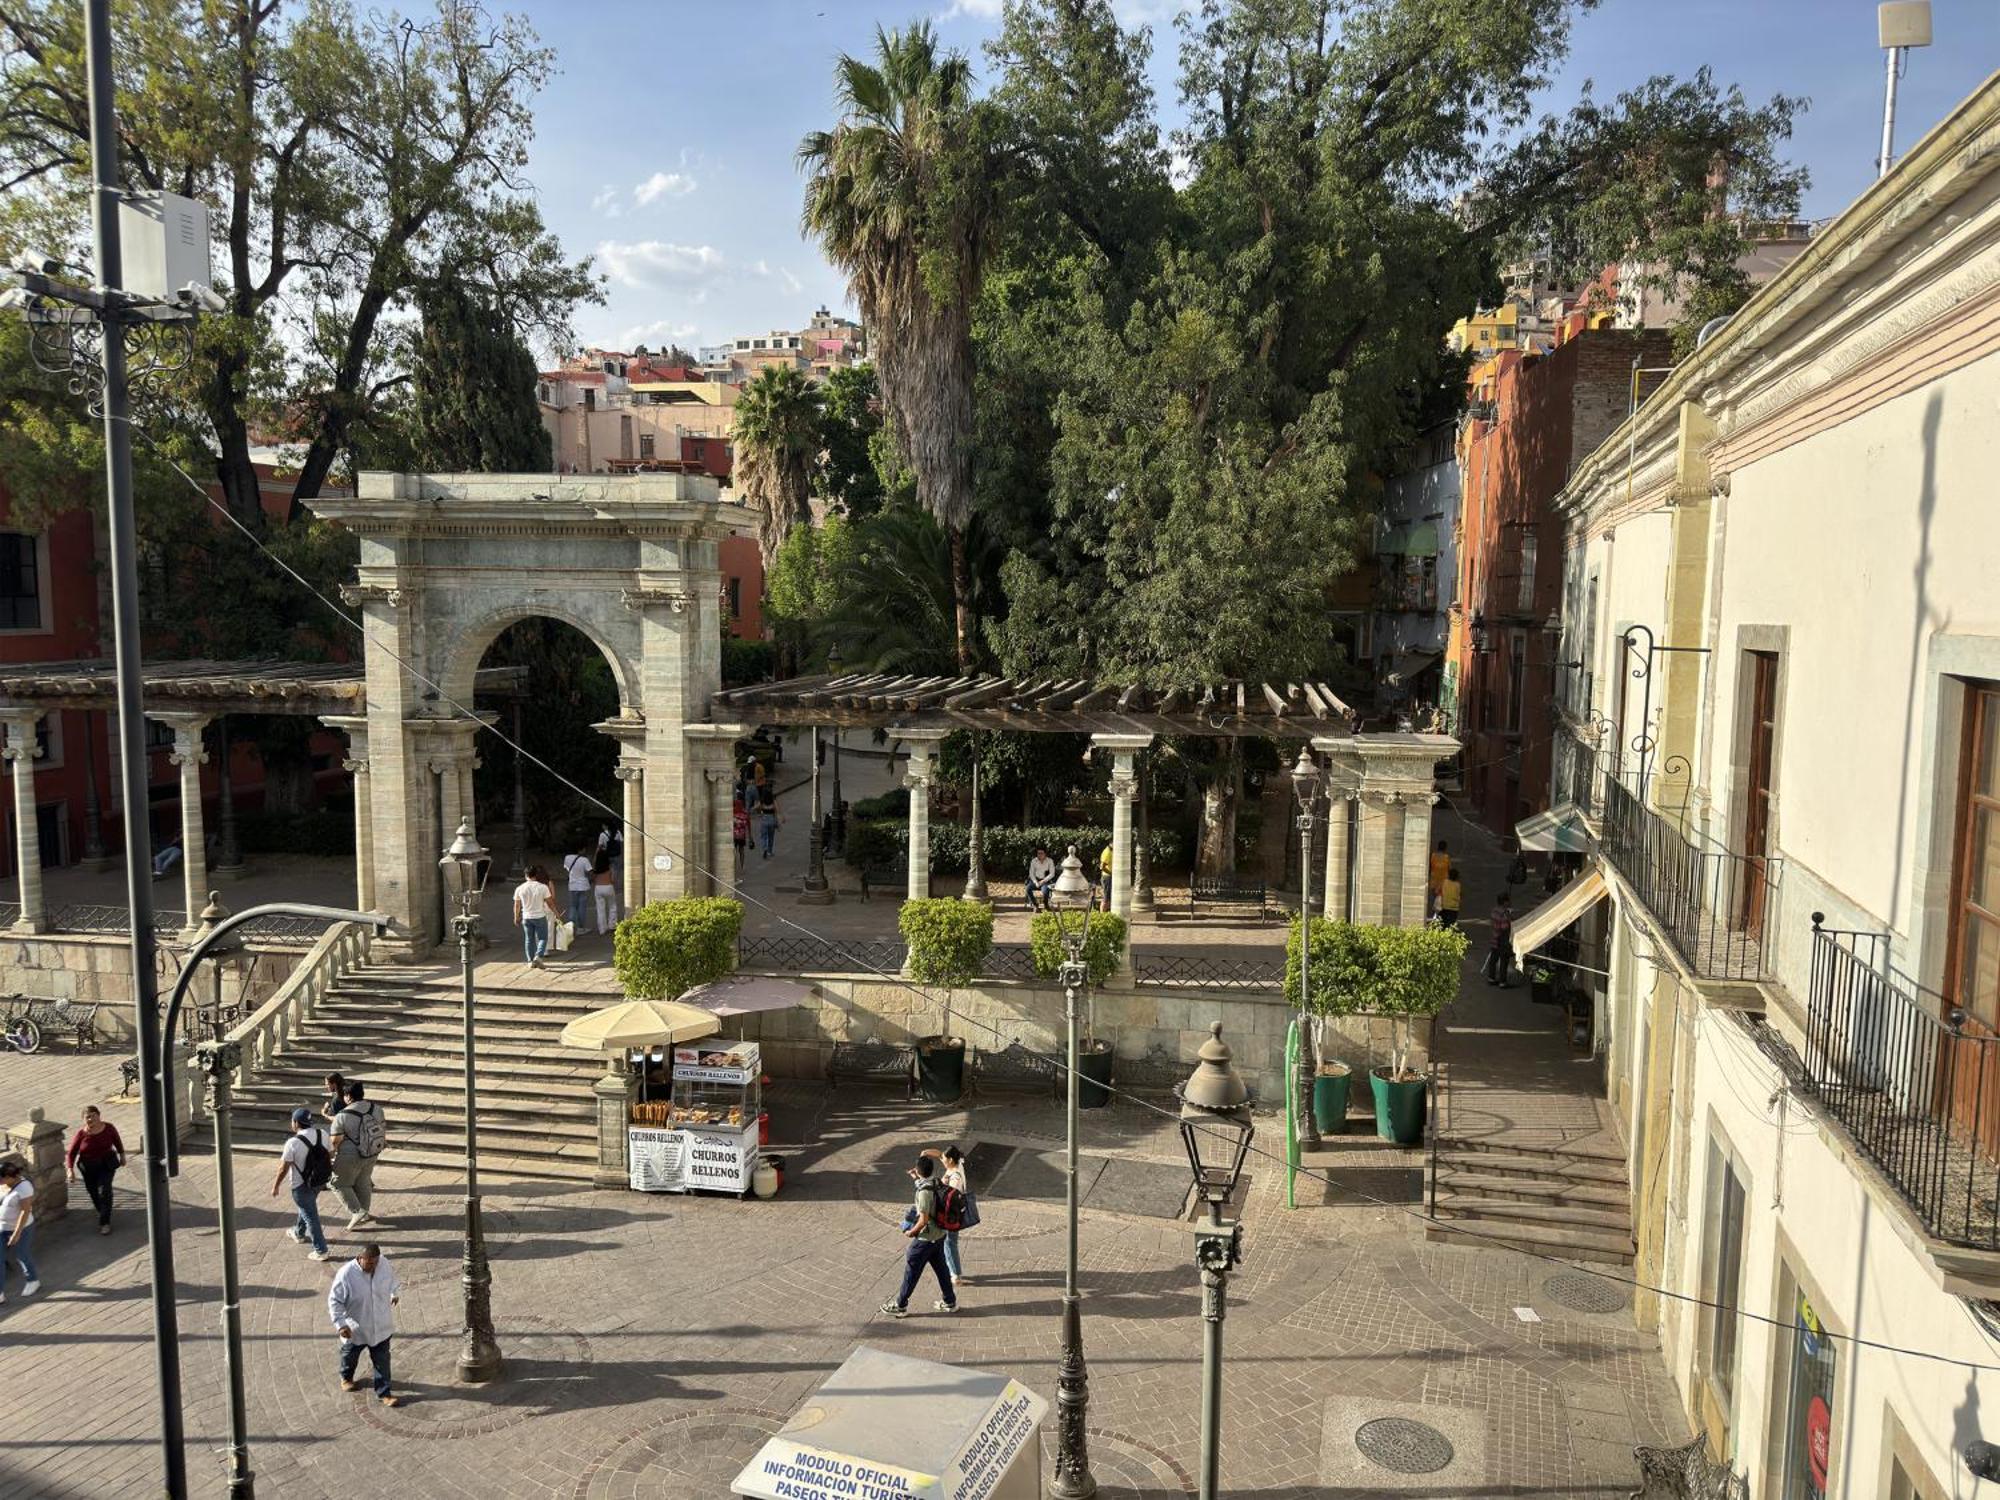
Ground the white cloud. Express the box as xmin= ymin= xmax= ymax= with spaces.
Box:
xmin=596 ymin=239 xmax=728 ymax=289
xmin=942 ymin=0 xmax=1003 ymax=16
xmin=751 ymin=259 xmax=803 ymax=296
xmin=590 ymin=184 xmax=623 ymax=219
xmin=634 ymin=170 xmax=697 ymax=206
xmin=621 ymin=319 xmax=700 ymax=349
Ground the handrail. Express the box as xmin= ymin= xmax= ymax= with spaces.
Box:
xmin=223 ymin=921 xmax=375 ymax=1082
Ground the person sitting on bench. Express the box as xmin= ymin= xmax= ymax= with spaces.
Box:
xmin=1024 ymin=846 xmax=1057 ymax=910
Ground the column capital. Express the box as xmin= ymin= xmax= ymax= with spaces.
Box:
xmin=614 ymin=763 xmax=646 ymax=783
xmin=0 ymin=730 xmax=40 ymax=764
xmin=702 ymin=766 xmax=732 ymax=787
xmin=342 ymin=757 xmax=369 ymax=776
xmin=621 ymin=586 xmax=693 ymax=613
xmin=1108 ymin=763 xmax=1138 ymax=798
xmin=1089 ymin=732 xmax=1154 ymax=755
xmin=0 ymin=707 xmax=42 ymax=732
xmin=338 ymin=581 xmax=402 ymax=608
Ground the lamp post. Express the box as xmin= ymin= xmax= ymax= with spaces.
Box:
xmin=439 ymin=821 xmax=504 ymax=1383
xmin=1289 ymin=748 xmax=1322 ymax=1150
xmin=1177 ymin=1024 xmax=1254 ymax=1500
xmin=1048 ymin=845 xmax=1098 ymax=1499
xmin=801 ymin=726 xmax=832 ymax=904
xmin=826 ymin=645 xmax=845 ymax=855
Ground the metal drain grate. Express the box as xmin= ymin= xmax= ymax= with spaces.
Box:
xmin=1354 ymin=1417 xmax=1455 ymax=1475
xmin=1544 ymin=1270 xmax=1629 ymax=1313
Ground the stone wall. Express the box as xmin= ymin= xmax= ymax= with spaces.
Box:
xmin=0 ymin=934 xmax=297 ymax=1045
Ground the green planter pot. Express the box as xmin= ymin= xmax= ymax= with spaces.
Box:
xmin=1078 ymin=1040 xmax=1114 ymax=1110
xmin=1311 ymin=1069 xmax=1351 ymax=1134
xmin=1370 ymin=1068 xmax=1428 ymax=1145
xmin=916 ymin=1036 xmax=966 ymax=1102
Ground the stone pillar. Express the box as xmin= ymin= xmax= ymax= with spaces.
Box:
xmin=1319 ymin=733 xmax=1458 ymax=931
xmin=507 ymin=698 xmax=528 ymax=880
xmin=1324 ymin=787 xmax=1356 ymax=924
xmin=592 ymin=1062 xmax=636 ymax=1190
xmin=346 ymin=575 xmax=428 ymax=955
xmin=0 ymin=711 xmax=46 ymax=933
xmin=681 ymin=723 xmax=745 ymax=900
xmin=80 ymin=709 xmax=110 ymax=870
xmin=2 ymin=1108 xmax=66 ymax=1221
xmin=1380 ymin=795 xmax=1410 ymax=927
xmin=1131 ymin=753 xmax=1156 ymax=916
xmin=631 ymin=538 xmax=723 ymax=905
xmin=323 ymin=716 xmax=374 ymax=912
xmin=802 ymin=726 xmax=833 ymax=905
xmin=1090 ymin=734 xmax=1153 ymax=925
xmin=1400 ymin=792 xmax=1440 ymax=930
xmin=1351 ymin=791 xmax=1395 ymax=926
xmin=156 ymin=712 xmax=212 ymax=936
xmin=901 ymin=729 xmax=949 ymax=903
xmin=618 ymin=762 xmax=647 ymax=905
xmin=705 ymin=766 xmax=735 ymax=898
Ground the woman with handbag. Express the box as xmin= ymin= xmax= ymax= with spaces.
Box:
xmin=924 ymin=1145 xmax=978 ymax=1285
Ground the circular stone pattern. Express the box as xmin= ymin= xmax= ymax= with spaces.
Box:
xmin=1354 ymin=1417 xmax=1456 ymax=1475
xmin=353 ymin=1319 xmax=592 ymax=1439
xmin=573 ymin=1409 xmax=786 ymax=1499
xmin=1544 ymin=1269 xmax=1631 ymax=1314
xmin=1052 ymin=1429 xmax=1195 ymax=1495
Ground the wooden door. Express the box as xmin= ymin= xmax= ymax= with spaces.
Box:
xmin=1738 ymin=652 xmax=1778 ymax=930
xmin=1945 ymin=685 xmax=2000 ymax=1150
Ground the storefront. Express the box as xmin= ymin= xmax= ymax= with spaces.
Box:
xmin=628 ymin=1040 xmax=764 ymax=1195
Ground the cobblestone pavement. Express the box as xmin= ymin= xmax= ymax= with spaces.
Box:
xmin=0 ymin=1059 xmax=1686 ymax=1499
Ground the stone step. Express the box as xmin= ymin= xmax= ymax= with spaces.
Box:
xmin=234 ymin=1077 xmax=599 ymax=1121
xmin=1432 ymin=1148 xmax=1629 ymax=1186
xmin=288 ymin=1021 xmax=611 ymax=1058
xmin=262 ymin=1033 xmax=612 ymax=1073
xmin=1424 ymin=1211 xmax=1636 ymax=1266
xmin=318 ymin=990 xmax=611 ymax=1020
xmin=1435 ymin=1133 xmax=1626 ymax=1165
xmin=1431 ymin=1193 xmax=1634 ymax=1235
xmin=231 ymin=1101 xmax=599 ymax=1148
xmin=229 ymin=1123 xmax=599 ymax=1183
xmin=1433 ymin=1171 xmax=1630 ymax=1211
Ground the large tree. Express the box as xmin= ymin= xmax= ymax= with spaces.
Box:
xmin=732 ymin=363 xmax=823 ymax=576
xmin=405 ymin=276 xmax=553 ymax=473
xmin=0 ymin=0 xmax=596 ymax=528
xmin=800 ymin=23 xmax=1002 ymax=672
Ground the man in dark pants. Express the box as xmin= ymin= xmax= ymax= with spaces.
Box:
xmin=1483 ymin=892 xmax=1516 ymax=986
xmin=880 ymin=1154 xmax=957 ymax=1318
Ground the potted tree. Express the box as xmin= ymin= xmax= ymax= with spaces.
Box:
xmin=1029 ymin=908 xmax=1126 ymax=1107
xmin=1355 ymin=924 xmax=1467 ymax=1144
xmin=1286 ymin=917 xmax=1363 ymax=1136
xmin=898 ymin=898 xmax=993 ymax=1101
xmin=613 ymin=897 xmax=743 ymax=1000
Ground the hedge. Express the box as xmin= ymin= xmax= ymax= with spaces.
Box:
xmin=850 ymin=786 xmax=909 ymax=819
xmin=721 ymin=637 xmax=776 ymax=687
xmin=613 ymin=897 xmax=743 ymax=1001
xmin=843 ymin=820 xmax=1184 ymax=878
xmin=1283 ymin=919 xmax=1466 ymax=1016
xmin=1028 ymin=910 xmax=1127 ymax=988
xmin=897 ymin=898 xmax=993 ymax=989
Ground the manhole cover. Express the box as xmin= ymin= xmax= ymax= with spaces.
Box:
xmin=1544 ymin=1270 xmax=1629 ymax=1313
xmin=1354 ymin=1417 xmax=1455 ymax=1475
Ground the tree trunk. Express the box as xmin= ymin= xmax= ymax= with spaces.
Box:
xmin=207 ymin=355 xmax=268 ymax=532
xmin=948 ymin=523 xmax=973 ymax=672
xmin=1196 ymin=742 xmax=1242 ymax=877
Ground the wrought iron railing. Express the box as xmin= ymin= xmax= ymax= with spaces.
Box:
xmin=1554 ymin=722 xmax=1604 ymax=819
xmin=1598 ymin=777 xmax=1778 ymax=981
xmin=1801 ymin=917 xmax=2000 ymax=1250
xmin=1134 ymin=953 xmax=1286 ymax=991
xmin=45 ymin=903 xmax=325 ymax=944
xmin=738 ymin=935 xmax=906 ymax=974
xmin=983 ymin=943 xmax=1039 ymax=981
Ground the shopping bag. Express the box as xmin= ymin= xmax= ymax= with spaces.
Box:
xmin=960 ymin=1190 xmax=982 ymax=1230
xmin=554 ymin=919 xmax=576 ymax=953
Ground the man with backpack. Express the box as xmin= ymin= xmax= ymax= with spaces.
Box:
xmin=879 ymin=1153 xmax=959 ymax=1319
xmin=272 ymin=1107 xmax=333 ymax=1261
xmin=329 ymin=1081 xmax=386 ymax=1230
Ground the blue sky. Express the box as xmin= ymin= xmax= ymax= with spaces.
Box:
xmin=518 ymin=0 xmax=2000 ymax=356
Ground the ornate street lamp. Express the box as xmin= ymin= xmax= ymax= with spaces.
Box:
xmin=802 ymin=725 xmax=833 ymax=905
xmin=1288 ymin=747 xmax=1322 ymax=1150
xmin=439 ymin=822 xmax=504 ymax=1383
xmin=1048 ymin=845 xmax=1098 ymax=1498
xmin=826 ymin=644 xmax=845 ymax=855
xmin=1177 ymin=1023 xmax=1254 ymax=1500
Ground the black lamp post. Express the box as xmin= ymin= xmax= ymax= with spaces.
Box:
xmin=1288 ymin=748 xmax=1322 ymax=1150
xmin=826 ymin=644 xmax=845 ymax=855
xmin=1178 ymin=1023 xmax=1254 ymax=1500
xmin=438 ymin=821 xmax=504 ymax=1383
xmin=1048 ymin=845 xmax=1098 ymax=1498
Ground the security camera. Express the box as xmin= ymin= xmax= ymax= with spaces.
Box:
xmin=177 ymin=282 xmax=228 ymax=315
xmin=15 ymin=250 xmax=60 ymax=276
xmin=1967 ymin=1440 xmax=2000 ymax=1482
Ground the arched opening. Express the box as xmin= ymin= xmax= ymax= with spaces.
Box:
xmin=471 ymin=617 xmax=626 ymax=876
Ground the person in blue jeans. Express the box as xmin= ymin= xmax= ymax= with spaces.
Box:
xmin=758 ymin=801 xmax=782 ymax=859
xmin=880 ymin=1154 xmax=957 ymax=1318
xmin=0 ymin=1161 xmax=38 ymax=1303
xmin=514 ymin=866 xmax=554 ymax=967
xmin=270 ymin=1108 xmax=331 ymax=1260
xmin=329 ymin=1243 xmax=403 ymax=1406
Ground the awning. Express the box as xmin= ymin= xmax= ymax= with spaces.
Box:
xmin=1404 ymin=521 xmax=1441 ymax=556
xmin=1384 ymin=649 xmax=1442 ymax=687
xmin=1515 ymin=802 xmax=1591 ymax=853
xmin=1376 ymin=524 xmax=1407 ymax=555
xmin=558 ymin=999 xmax=720 ymax=1052
xmin=681 ymin=974 xmax=816 ymax=1018
xmin=1510 ymin=866 xmax=1608 ymax=956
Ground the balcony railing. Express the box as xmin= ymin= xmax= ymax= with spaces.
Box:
xmin=1802 ymin=919 xmax=2000 ymax=1250
xmin=1598 ymin=777 xmax=1778 ymax=982
xmin=1554 ymin=723 xmax=1604 ymax=819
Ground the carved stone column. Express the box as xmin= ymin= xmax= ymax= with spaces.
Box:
xmin=154 ymin=712 xmax=213 ymax=935
xmin=1400 ymin=791 xmax=1441 ymax=930
xmin=1351 ymin=791 xmax=1398 ymax=927
xmin=901 ymin=730 xmax=950 ymax=903
xmin=616 ymin=762 xmax=646 ymax=906
xmin=681 ymin=722 xmax=745 ymax=900
xmin=1131 ymin=752 xmax=1156 ymax=916
xmin=1323 ymin=787 xmax=1356 ymax=925
xmin=1319 ymin=732 xmax=1459 ymax=931
xmin=0 ymin=712 xmax=46 ymax=933
xmin=705 ymin=766 xmax=735 ymax=900
xmin=322 ymin=715 xmax=374 ymax=914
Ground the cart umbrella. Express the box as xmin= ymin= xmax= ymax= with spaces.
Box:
xmin=680 ymin=975 xmax=817 ymax=1019
xmin=559 ymin=999 xmax=721 ymax=1052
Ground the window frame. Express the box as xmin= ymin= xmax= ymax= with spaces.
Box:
xmin=0 ymin=531 xmax=50 ymax=635
xmin=1947 ymin=681 xmax=2000 ymax=1027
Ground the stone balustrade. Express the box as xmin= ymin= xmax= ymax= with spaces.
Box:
xmin=224 ymin=922 xmax=375 ymax=1082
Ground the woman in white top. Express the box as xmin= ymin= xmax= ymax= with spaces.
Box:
xmin=1 ymin=1159 xmax=39 ymax=1301
xmin=514 ymin=864 xmax=556 ymax=967
xmin=923 ymin=1145 xmax=972 ymax=1285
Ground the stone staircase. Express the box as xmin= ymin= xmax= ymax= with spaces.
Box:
xmin=1426 ymin=1135 xmax=1636 ymax=1266
xmin=229 ymin=963 xmax=610 ymax=1182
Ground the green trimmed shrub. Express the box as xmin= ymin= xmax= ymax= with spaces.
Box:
xmin=850 ymin=787 xmax=909 ymax=819
xmin=613 ymin=897 xmax=743 ymax=1001
xmin=1284 ymin=920 xmax=1466 ymax=1078
xmin=1028 ymin=910 xmax=1127 ymax=988
xmin=897 ymin=898 xmax=993 ymax=989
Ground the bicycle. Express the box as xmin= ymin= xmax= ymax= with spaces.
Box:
xmin=2 ymin=1015 xmax=40 ymax=1054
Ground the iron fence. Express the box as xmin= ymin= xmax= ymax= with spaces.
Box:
xmin=45 ymin=904 xmax=325 ymax=945
xmin=1554 ymin=723 xmax=1604 ymax=819
xmin=1598 ymin=777 xmax=1778 ymax=982
xmin=1801 ymin=918 xmax=2000 ymax=1250
xmin=1134 ymin=953 xmax=1286 ymax=991
xmin=737 ymin=935 xmax=907 ymax=975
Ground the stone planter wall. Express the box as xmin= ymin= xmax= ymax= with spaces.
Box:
xmin=1313 ymin=1012 xmax=1436 ymax=1078
xmin=0 ymin=933 xmax=296 ymax=1045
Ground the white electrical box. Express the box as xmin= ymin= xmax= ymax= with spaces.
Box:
xmin=117 ymin=192 xmax=211 ymax=301
xmin=1879 ymin=1 xmax=1933 ymax=49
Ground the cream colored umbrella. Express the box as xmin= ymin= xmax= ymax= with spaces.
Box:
xmin=559 ymin=998 xmax=720 ymax=1053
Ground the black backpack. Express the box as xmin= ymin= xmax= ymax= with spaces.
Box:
xmin=299 ymin=1130 xmax=333 ymax=1192
xmin=934 ymin=1183 xmax=968 ymax=1232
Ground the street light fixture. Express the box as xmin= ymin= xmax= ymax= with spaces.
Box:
xmin=826 ymin=644 xmax=845 ymax=855
xmin=439 ymin=821 xmax=504 ymax=1384
xmin=1288 ymin=748 xmax=1322 ymax=1153
xmin=1177 ymin=1023 xmax=1254 ymax=1500
xmin=1048 ymin=845 xmax=1098 ymax=1499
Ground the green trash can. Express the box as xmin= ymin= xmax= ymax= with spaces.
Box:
xmin=915 ymin=1036 xmax=966 ymax=1102
xmin=1311 ymin=1067 xmax=1351 ymax=1134
xmin=1370 ymin=1068 xmax=1428 ymax=1144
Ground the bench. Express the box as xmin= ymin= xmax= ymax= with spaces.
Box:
xmin=859 ymin=863 xmax=907 ymax=901
xmin=1630 ymin=1437 xmax=1748 ymax=1499
xmin=5 ymin=998 xmax=104 ymax=1049
xmin=828 ymin=1039 xmax=915 ymax=1095
xmin=1188 ymin=874 xmax=1271 ymax=922
xmin=971 ymin=1040 xmax=1059 ymax=1099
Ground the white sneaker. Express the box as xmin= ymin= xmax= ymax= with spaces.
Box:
xmin=285 ymin=1227 xmax=306 ymax=1244
xmin=878 ymin=1300 xmax=908 ymax=1319
xmin=346 ymin=1212 xmax=366 ymax=1230
xmin=932 ymin=1299 xmax=957 ymax=1314
xmin=953 ymin=1274 xmax=971 ymax=1285
xmin=356 ymin=1212 xmax=375 ymax=1226
xmin=306 ymin=1250 xmax=331 ymax=1262
xmin=20 ymin=1280 xmax=38 ymax=1297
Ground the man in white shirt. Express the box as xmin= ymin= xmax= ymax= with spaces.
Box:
xmin=1025 ymin=846 xmax=1057 ymax=910
xmin=513 ymin=866 xmax=553 ymax=966
xmin=0 ymin=1160 xmax=38 ymax=1302
xmin=328 ymin=1243 xmax=402 ymax=1405
xmin=269 ymin=1107 xmax=332 ymax=1260
xmin=562 ymin=841 xmax=595 ymax=935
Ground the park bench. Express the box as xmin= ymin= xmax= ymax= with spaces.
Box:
xmin=1630 ymin=1437 xmax=1748 ymax=1499
xmin=859 ymin=861 xmax=907 ymax=901
xmin=828 ymin=1039 xmax=916 ymax=1095
xmin=971 ymin=1039 xmax=1059 ymax=1099
xmin=1188 ymin=873 xmax=1271 ymax=922
xmin=5 ymin=997 xmax=103 ymax=1049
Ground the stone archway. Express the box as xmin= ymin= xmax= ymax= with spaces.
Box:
xmin=309 ymin=472 xmax=739 ymax=952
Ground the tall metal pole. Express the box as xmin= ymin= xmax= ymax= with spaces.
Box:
xmin=84 ymin=0 xmax=185 ymax=1488
xmin=456 ymin=906 xmax=503 ymax=1382
xmin=831 ymin=729 xmax=844 ymax=854
xmin=1196 ymin=1206 xmax=1231 ymax=1500
xmin=80 ymin=708 xmax=106 ymax=865
xmin=507 ymin=700 xmax=526 ymax=880
xmin=963 ymin=746 xmax=987 ymax=902
xmin=801 ymin=726 xmax=831 ymax=903
xmin=1051 ymin=939 xmax=1096 ymax=1499
xmin=196 ymin=1040 xmax=254 ymax=1500
xmin=1879 ymin=45 xmax=1903 ymax=179
xmin=1294 ymin=800 xmax=1318 ymax=1149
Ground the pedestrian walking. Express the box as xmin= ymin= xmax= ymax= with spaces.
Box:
xmin=1429 ymin=838 xmax=1451 ymax=903
xmin=66 ymin=1104 xmax=125 ymax=1234
xmin=879 ymin=1153 xmax=958 ymax=1318
xmin=923 ymin=1145 xmax=977 ymax=1284
xmin=0 ymin=1159 xmax=38 ymax=1303
xmin=732 ymin=795 xmax=750 ymax=868
xmin=1483 ymin=892 xmax=1516 ymax=987
xmin=758 ymin=798 xmax=782 ymax=859
xmin=1436 ymin=865 xmax=1462 ymax=931
xmin=514 ymin=864 xmax=554 ymax=967
xmin=319 ymin=1071 xmax=347 ymax=1126
xmin=591 ymin=847 xmax=620 ymax=933
xmin=328 ymin=1242 xmax=403 ymax=1407
xmin=271 ymin=1107 xmax=333 ymax=1261
xmin=329 ymin=1081 xmax=386 ymax=1230
xmin=563 ymin=841 xmax=595 ymax=934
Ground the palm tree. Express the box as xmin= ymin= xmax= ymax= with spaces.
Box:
xmin=799 ymin=22 xmax=999 ymax=673
xmin=732 ymin=364 xmax=823 ymax=575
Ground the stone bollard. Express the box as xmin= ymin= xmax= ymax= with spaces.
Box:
xmin=3 ymin=1108 xmax=68 ymax=1222
xmin=593 ymin=1063 xmax=636 ymax=1190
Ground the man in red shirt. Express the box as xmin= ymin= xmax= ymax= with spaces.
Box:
xmin=66 ymin=1104 xmax=126 ymax=1234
